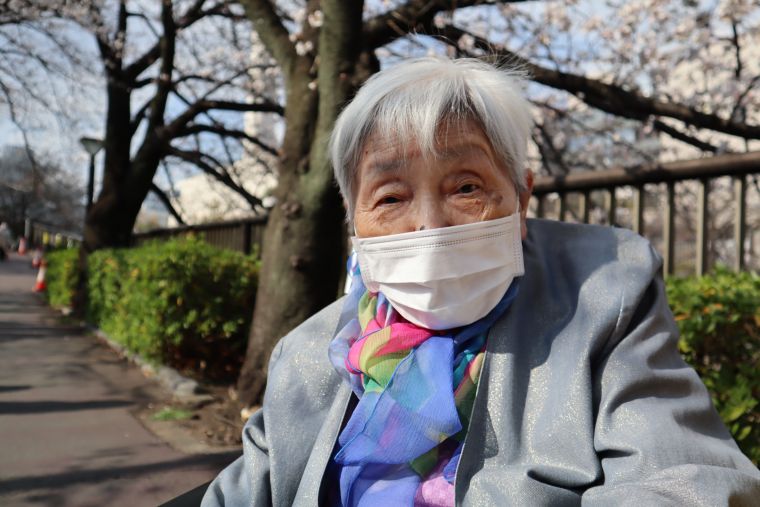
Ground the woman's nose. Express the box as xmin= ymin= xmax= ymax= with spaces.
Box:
xmin=413 ymin=198 xmax=450 ymax=231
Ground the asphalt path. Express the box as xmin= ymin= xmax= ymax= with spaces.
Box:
xmin=0 ymin=252 xmax=237 ymax=506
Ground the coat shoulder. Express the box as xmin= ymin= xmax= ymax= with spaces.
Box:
xmin=525 ymin=218 xmax=662 ymax=284
xmin=276 ymin=296 xmax=347 ymax=363
xmin=263 ymin=297 xmax=347 ymax=409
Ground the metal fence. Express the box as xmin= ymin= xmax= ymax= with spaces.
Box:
xmin=46 ymin=151 xmax=757 ymax=274
xmin=530 ymin=151 xmax=760 ymax=276
xmin=26 ymin=219 xmax=82 ymax=249
xmin=132 ymin=216 xmax=268 ymax=256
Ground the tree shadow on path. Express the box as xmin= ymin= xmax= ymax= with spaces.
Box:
xmin=0 ymin=451 xmax=240 ymax=494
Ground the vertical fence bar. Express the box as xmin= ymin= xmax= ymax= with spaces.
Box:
xmin=243 ymin=221 xmax=253 ymax=255
xmin=535 ymin=195 xmax=544 ymax=218
xmin=606 ymin=187 xmax=617 ymax=226
xmin=696 ymin=178 xmax=709 ymax=276
xmin=580 ymin=191 xmax=590 ymax=224
xmin=559 ymin=192 xmax=568 ymax=221
xmin=254 ymin=222 xmax=264 ymax=257
xmin=633 ymin=184 xmax=645 ymax=235
xmin=733 ymin=175 xmax=746 ymax=271
xmin=664 ymin=182 xmax=675 ymax=277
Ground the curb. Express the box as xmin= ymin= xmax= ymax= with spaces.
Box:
xmin=90 ymin=326 xmax=214 ymax=404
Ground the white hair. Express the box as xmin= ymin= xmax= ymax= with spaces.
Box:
xmin=329 ymin=56 xmax=533 ymax=221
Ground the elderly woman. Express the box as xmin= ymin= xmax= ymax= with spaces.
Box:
xmin=203 ymin=57 xmax=760 ymax=506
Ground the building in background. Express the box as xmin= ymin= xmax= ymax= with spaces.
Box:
xmin=165 ymin=31 xmax=279 ymax=228
xmin=166 ymin=169 xmax=276 ymax=227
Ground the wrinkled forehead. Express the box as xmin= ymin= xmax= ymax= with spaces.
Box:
xmin=357 ymin=116 xmax=497 ymax=172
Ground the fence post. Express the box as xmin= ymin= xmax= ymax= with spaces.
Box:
xmin=664 ymin=182 xmax=675 ymax=277
xmin=559 ymin=193 xmax=568 ymax=221
xmin=633 ymin=184 xmax=645 ymax=235
xmin=535 ymin=195 xmax=544 ymax=218
xmin=580 ymin=191 xmax=590 ymax=224
xmin=733 ymin=175 xmax=746 ymax=272
xmin=243 ymin=221 xmax=252 ymax=255
xmin=606 ymin=187 xmax=616 ymax=226
xmin=696 ymin=178 xmax=709 ymax=276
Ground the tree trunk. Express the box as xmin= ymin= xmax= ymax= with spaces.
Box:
xmin=235 ymin=61 xmax=346 ymax=407
xmin=236 ymin=1 xmax=365 ymax=407
xmin=71 ymin=79 xmax=163 ymax=316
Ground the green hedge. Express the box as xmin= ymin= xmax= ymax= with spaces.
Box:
xmin=46 ymin=248 xmax=79 ymax=308
xmin=44 ymin=245 xmax=759 ymax=461
xmin=666 ymin=267 xmax=760 ymax=465
xmin=47 ymin=237 xmax=258 ymax=382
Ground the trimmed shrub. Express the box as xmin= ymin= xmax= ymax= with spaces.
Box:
xmin=44 ymin=237 xmax=258 ymax=382
xmin=45 ymin=248 xmax=79 ymax=308
xmin=666 ymin=268 xmax=760 ymax=465
xmin=87 ymin=237 xmax=259 ymax=382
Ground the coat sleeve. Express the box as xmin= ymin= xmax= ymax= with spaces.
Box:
xmin=582 ymin=274 xmax=760 ymax=506
xmin=201 ymin=340 xmax=285 ymax=507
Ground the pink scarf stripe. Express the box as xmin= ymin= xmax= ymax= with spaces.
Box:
xmin=377 ymin=323 xmax=432 ymax=355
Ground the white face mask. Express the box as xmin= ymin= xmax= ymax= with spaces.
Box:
xmin=351 ymin=211 xmax=524 ymax=330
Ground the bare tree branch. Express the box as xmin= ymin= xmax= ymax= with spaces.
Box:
xmin=363 ymin=0 xmax=527 ymax=50
xmin=162 ymin=98 xmax=283 ymax=139
xmin=535 ymin=100 xmax=658 ymax=166
xmin=149 ymin=182 xmax=185 ymax=224
xmin=167 ymin=147 xmax=265 ymax=210
xmin=652 ymin=120 xmax=719 ymax=153
xmin=127 ymin=10 xmax=161 ymax=39
xmin=436 ymin=24 xmax=760 ymax=140
xmin=0 ymin=77 xmax=40 ymax=172
xmin=730 ymin=74 xmax=759 ymax=122
xmin=177 ymin=124 xmax=279 ymax=156
xmin=534 ymin=121 xmax=573 ymax=175
xmin=129 ymin=98 xmax=152 ymax=136
xmin=122 ymin=0 xmax=208 ymax=81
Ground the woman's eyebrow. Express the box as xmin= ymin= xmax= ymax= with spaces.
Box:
xmin=369 ymin=158 xmax=404 ymax=173
xmin=438 ymin=142 xmax=491 ymax=160
xmin=366 ymin=142 xmax=490 ymax=174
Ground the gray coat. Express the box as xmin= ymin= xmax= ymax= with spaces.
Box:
xmin=203 ymin=219 xmax=760 ymax=506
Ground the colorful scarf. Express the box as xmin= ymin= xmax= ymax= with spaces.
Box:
xmin=328 ymin=256 xmax=519 ymax=506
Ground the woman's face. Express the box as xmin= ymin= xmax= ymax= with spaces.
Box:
xmin=353 ymin=119 xmax=533 ymax=238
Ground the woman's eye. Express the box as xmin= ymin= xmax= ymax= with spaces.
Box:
xmin=457 ymin=183 xmax=478 ymax=194
xmin=378 ymin=196 xmax=401 ymax=205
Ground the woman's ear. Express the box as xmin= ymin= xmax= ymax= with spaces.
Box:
xmin=519 ymin=169 xmax=534 ymax=240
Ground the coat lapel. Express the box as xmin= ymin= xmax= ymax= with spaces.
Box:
xmin=292 ymin=381 xmax=352 ymax=507
xmin=292 ymin=296 xmax=355 ymax=506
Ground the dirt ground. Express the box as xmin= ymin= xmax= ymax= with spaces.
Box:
xmin=134 ymin=384 xmax=249 ymax=453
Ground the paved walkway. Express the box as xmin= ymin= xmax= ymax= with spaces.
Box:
xmin=0 ymin=253 xmax=237 ymax=506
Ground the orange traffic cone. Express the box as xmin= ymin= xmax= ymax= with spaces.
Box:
xmin=18 ymin=237 xmax=27 ymax=255
xmin=33 ymin=260 xmax=47 ymax=292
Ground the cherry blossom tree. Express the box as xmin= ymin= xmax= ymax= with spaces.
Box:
xmin=70 ymin=0 xmax=285 ymax=313
xmin=0 ymin=0 xmax=284 ymax=312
